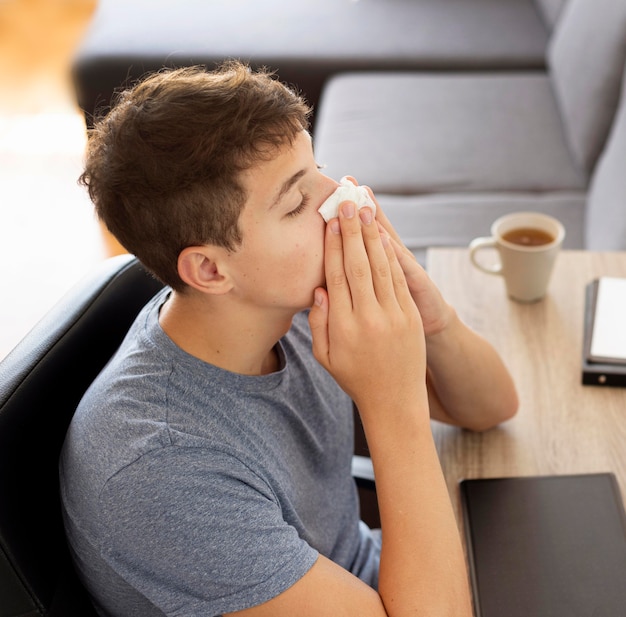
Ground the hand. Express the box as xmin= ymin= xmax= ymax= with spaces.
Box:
xmin=342 ymin=177 xmax=454 ymax=337
xmin=308 ymin=201 xmax=427 ymax=416
xmin=333 ymin=182 xmax=518 ymax=430
xmin=376 ymin=207 xmax=453 ymax=337
xmin=305 ymin=201 xmax=474 ymax=617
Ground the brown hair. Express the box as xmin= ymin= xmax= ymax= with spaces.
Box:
xmin=80 ymin=61 xmax=311 ymax=290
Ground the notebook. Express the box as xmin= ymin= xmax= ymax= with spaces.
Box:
xmin=587 ymin=277 xmax=626 ymax=364
xmin=460 ymin=473 xmax=626 ymax=617
xmin=582 ymin=279 xmax=626 ymax=386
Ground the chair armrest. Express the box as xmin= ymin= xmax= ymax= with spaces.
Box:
xmin=351 ymin=455 xmax=375 ymax=490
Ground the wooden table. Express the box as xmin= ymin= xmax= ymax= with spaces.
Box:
xmin=427 ymin=248 xmax=626 ymax=521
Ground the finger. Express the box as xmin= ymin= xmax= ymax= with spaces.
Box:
xmin=358 ymin=206 xmax=396 ymax=307
xmin=375 ymin=216 xmax=416 ymax=267
xmin=364 ymin=187 xmax=411 ymax=255
xmin=356 ymin=203 xmax=416 ymax=312
xmin=323 ymin=215 xmax=354 ymax=311
xmin=337 ymin=201 xmax=376 ymax=308
xmin=381 ymin=228 xmax=418 ymax=313
xmin=387 ymin=233 xmax=428 ymax=290
xmin=308 ymin=288 xmax=330 ymax=368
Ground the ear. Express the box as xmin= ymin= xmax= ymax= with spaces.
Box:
xmin=177 ymin=246 xmax=233 ymax=295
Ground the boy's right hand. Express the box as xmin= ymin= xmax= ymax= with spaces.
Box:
xmin=308 ymin=201 xmax=428 ymax=419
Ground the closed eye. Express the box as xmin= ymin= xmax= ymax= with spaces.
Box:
xmin=286 ymin=194 xmax=311 ymax=218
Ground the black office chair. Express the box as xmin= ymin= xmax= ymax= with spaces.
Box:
xmin=0 ymin=255 xmax=164 ymax=616
xmin=0 ymin=253 xmax=377 ymax=616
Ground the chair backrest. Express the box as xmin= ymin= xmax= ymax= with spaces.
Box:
xmin=0 ymin=255 xmax=164 ymax=617
xmin=548 ymin=0 xmax=626 ymax=177
xmin=585 ymin=62 xmax=626 ymax=250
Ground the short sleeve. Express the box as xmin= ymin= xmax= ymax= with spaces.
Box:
xmin=98 ymin=447 xmax=319 ymax=616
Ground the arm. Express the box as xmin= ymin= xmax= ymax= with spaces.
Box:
xmin=227 ymin=202 xmax=473 ymax=616
xmin=374 ymin=203 xmax=519 ymax=432
xmin=425 ymin=308 xmax=519 ymax=431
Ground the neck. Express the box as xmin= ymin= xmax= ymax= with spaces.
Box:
xmin=158 ymin=290 xmax=295 ymax=376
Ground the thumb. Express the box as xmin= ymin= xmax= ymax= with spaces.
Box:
xmin=308 ymin=288 xmax=330 ymax=368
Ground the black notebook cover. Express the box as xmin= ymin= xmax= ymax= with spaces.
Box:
xmin=460 ymin=473 xmax=626 ymax=617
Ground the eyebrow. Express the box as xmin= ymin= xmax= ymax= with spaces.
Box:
xmin=271 ymin=169 xmax=307 ymax=209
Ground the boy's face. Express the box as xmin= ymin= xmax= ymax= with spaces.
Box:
xmin=226 ymin=130 xmax=339 ymax=312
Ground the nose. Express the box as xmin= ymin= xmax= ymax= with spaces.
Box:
xmin=322 ymin=175 xmax=341 ymax=200
xmin=314 ymin=178 xmax=340 ymax=225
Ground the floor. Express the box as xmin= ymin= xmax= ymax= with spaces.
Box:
xmin=0 ymin=0 xmax=124 ymax=360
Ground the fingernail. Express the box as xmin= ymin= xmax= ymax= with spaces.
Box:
xmin=330 ymin=220 xmax=340 ymax=234
xmin=314 ymin=289 xmax=324 ymax=306
xmin=341 ymin=202 xmax=355 ymax=219
xmin=359 ymin=207 xmax=372 ymax=225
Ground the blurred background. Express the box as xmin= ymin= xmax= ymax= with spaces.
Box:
xmin=0 ymin=0 xmax=121 ymax=360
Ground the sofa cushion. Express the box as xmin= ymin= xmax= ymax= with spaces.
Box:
xmin=78 ymin=0 xmax=548 ymax=66
xmin=377 ymin=191 xmax=586 ymax=265
xmin=548 ymin=0 xmax=626 ymax=175
xmin=534 ymin=0 xmax=568 ymax=30
xmin=314 ymin=72 xmax=585 ymax=194
xmin=73 ymin=0 xmax=549 ymax=126
xmin=585 ymin=67 xmax=626 ymax=250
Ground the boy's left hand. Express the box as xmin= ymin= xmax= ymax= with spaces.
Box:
xmin=369 ymin=195 xmax=454 ymax=338
xmin=341 ymin=176 xmax=453 ymax=337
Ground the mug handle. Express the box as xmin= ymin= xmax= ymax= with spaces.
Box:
xmin=468 ymin=237 xmax=502 ymax=275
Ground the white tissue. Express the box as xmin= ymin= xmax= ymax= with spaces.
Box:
xmin=317 ymin=178 xmax=376 ymax=222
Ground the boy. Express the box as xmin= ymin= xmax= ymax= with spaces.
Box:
xmin=60 ymin=61 xmax=518 ymax=616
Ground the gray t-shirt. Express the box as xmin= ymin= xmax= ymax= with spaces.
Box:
xmin=60 ymin=289 xmax=380 ymax=616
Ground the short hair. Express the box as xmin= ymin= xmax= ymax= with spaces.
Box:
xmin=80 ymin=61 xmax=311 ymax=290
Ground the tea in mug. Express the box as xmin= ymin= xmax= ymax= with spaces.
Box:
xmin=502 ymin=227 xmax=554 ymax=247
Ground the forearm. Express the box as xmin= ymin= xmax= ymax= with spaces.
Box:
xmin=425 ymin=308 xmax=518 ymax=431
xmin=371 ymin=209 xmax=518 ymax=431
xmin=360 ymin=402 xmax=473 ymax=617
xmin=309 ymin=201 xmax=476 ymax=616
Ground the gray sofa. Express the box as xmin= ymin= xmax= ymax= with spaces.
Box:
xmin=313 ymin=0 xmax=626 ymax=261
xmin=585 ymin=62 xmax=626 ymax=252
xmin=72 ymin=0 xmax=565 ymax=128
xmin=73 ymin=0 xmax=623 ymax=257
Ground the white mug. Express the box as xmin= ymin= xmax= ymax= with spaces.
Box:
xmin=469 ymin=212 xmax=565 ymax=302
